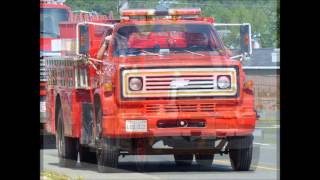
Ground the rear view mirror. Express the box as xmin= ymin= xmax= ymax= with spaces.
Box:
xmin=240 ymin=24 xmax=252 ymax=56
xmin=214 ymin=23 xmax=252 ymax=60
xmin=79 ymin=25 xmax=90 ymax=55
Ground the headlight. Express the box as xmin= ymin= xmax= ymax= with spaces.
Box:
xmin=217 ymin=75 xmax=231 ymax=89
xmin=129 ymin=77 xmax=143 ymax=91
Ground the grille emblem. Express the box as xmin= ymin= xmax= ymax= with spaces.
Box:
xmin=170 ymin=79 xmax=189 ymax=88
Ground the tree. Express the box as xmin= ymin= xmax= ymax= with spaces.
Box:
xmin=65 ymin=0 xmax=279 ymax=48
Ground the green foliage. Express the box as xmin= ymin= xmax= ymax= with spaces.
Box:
xmin=65 ymin=0 xmax=119 ymax=17
xmin=201 ymin=0 xmax=279 ymax=48
xmin=41 ymin=170 xmax=83 ymax=180
xmin=65 ymin=0 xmax=279 ymax=48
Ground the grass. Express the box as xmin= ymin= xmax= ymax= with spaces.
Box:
xmin=41 ymin=170 xmax=83 ymax=180
xmin=257 ymin=119 xmax=279 ymax=125
xmin=258 ymin=118 xmax=279 ymax=121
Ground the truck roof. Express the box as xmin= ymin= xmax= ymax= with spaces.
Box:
xmin=114 ymin=19 xmax=214 ymax=30
xmin=116 ymin=8 xmax=214 ymax=28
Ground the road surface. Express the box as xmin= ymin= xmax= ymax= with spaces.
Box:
xmin=41 ymin=121 xmax=279 ymax=180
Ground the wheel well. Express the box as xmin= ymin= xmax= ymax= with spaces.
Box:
xmin=55 ymin=94 xmax=61 ymax=131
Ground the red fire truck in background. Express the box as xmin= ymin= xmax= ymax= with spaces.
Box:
xmin=44 ymin=7 xmax=256 ymax=172
xmin=40 ymin=0 xmax=72 ymax=134
xmin=40 ymin=0 xmax=110 ymax=135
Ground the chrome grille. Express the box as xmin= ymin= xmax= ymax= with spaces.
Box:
xmin=145 ymin=75 xmax=215 ymax=91
xmin=121 ymin=67 xmax=238 ymax=98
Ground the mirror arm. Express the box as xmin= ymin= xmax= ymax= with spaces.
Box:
xmin=231 ymin=52 xmax=250 ymax=61
xmin=230 ymin=54 xmax=243 ymax=60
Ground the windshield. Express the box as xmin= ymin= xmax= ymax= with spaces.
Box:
xmin=113 ymin=24 xmax=224 ymax=57
xmin=40 ymin=8 xmax=69 ymax=38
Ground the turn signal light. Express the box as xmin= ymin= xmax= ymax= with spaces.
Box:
xmin=244 ymin=80 xmax=254 ymax=93
xmin=103 ymin=82 xmax=113 ymax=92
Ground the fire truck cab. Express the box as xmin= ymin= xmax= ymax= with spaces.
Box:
xmin=45 ymin=8 xmax=256 ymax=172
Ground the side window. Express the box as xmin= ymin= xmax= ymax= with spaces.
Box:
xmin=114 ymin=33 xmax=129 ymax=56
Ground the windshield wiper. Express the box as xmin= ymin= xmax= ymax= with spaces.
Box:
xmin=183 ymin=50 xmax=205 ymax=56
xmin=141 ymin=50 xmax=160 ymax=56
xmin=126 ymin=49 xmax=160 ymax=56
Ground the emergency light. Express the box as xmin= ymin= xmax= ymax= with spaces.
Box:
xmin=120 ymin=8 xmax=201 ymax=17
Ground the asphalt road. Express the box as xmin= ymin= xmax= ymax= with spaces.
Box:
xmin=41 ymin=121 xmax=279 ymax=180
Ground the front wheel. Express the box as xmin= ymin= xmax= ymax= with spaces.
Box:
xmin=96 ymin=138 xmax=119 ymax=172
xmin=56 ymin=108 xmax=78 ymax=167
xmin=95 ymin=104 xmax=119 ymax=173
xmin=134 ymin=139 xmax=147 ymax=171
xmin=228 ymin=135 xmax=253 ymax=171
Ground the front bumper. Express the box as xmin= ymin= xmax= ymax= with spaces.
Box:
xmin=102 ymin=111 xmax=256 ymax=138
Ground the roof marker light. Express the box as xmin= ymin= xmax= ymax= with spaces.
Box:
xmin=121 ymin=9 xmax=156 ymax=16
xmin=168 ymin=8 xmax=201 ymax=16
xmin=120 ymin=8 xmax=201 ymax=17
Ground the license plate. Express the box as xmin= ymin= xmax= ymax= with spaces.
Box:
xmin=126 ymin=120 xmax=147 ymax=132
xmin=40 ymin=102 xmax=46 ymax=112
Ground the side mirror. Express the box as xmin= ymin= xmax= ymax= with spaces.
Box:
xmin=79 ymin=25 xmax=90 ymax=55
xmin=240 ymin=23 xmax=252 ymax=56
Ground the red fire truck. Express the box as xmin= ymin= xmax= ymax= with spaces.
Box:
xmin=40 ymin=0 xmax=110 ymax=135
xmin=40 ymin=0 xmax=72 ymax=134
xmin=45 ymin=8 xmax=256 ymax=172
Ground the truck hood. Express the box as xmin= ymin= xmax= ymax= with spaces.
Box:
xmin=115 ymin=54 xmax=242 ymax=68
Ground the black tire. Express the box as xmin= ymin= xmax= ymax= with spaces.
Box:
xmin=95 ymin=104 xmax=119 ymax=173
xmin=97 ymin=138 xmax=119 ymax=172
xmin=228 ymin=135 xmax=253 ymax=171
xmin=174 ymin=154 xmax=193 ymax=166
xmin=195 ymin=154 xmax=214 ymax=167
xmin=133 ymin=140 xmax=147 ymax=172
xmin=80 ymin=146 xmax=97 ymax=164
xmin=56 ymin=108 xmax=78 ymax=167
